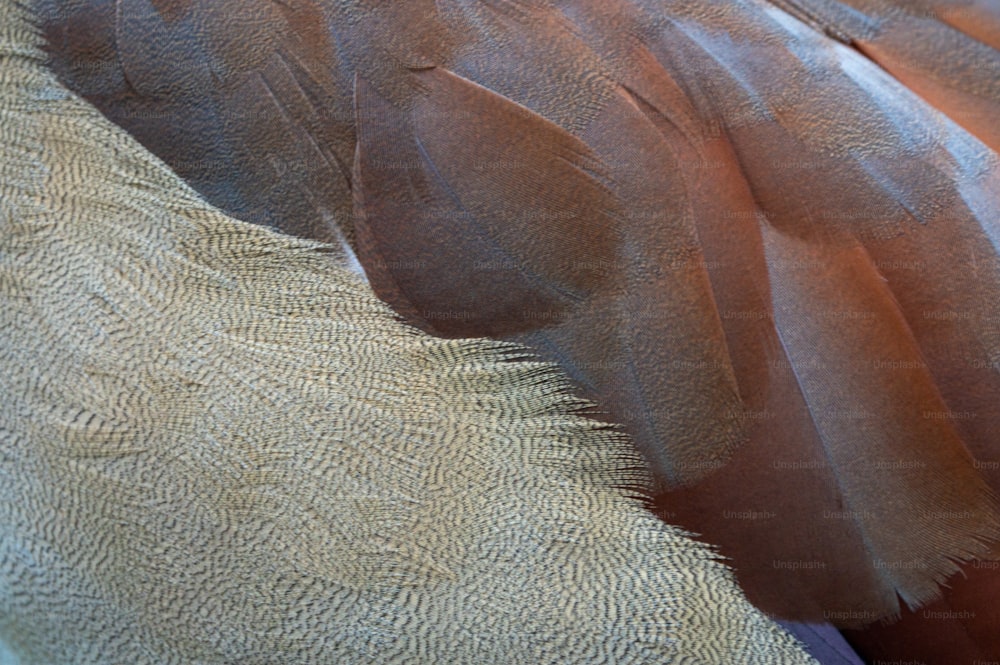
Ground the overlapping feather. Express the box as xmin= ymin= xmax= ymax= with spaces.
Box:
xmin=0 ymin=2 xmax=818 ymax=662
xmin=29 ymin=0 xmax=1000 ymax=659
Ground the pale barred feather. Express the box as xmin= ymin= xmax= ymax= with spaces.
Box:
xmin=0 ymin=3 xmax=815 ymax=663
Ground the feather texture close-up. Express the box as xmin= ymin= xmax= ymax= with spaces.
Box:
xmin=1 ymin=3 xmax=817 ymax=662
xmin=2 ymin=0 xmax=1000 ymax=662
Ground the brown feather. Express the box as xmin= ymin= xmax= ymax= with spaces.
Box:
xmin=352 ymin=67 xmax=619 ymax=337
xmin=769 ymin=0 xmax=1000 ymax=152
xmin=844 ymin=560 xmax=1000 ymax=663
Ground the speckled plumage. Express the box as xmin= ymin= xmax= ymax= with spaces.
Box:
xmin=0 ymin=3 xmax=816 ymax=662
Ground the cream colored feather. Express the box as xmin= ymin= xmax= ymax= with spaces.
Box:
xmin=0 ymin=2 xmax=815 ymax=663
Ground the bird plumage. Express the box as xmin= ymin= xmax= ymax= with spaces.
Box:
xmin=15 ymin=0 xmax=1000 ymax=661
xmin=0 ymin=1 xmax=817 ymax=662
